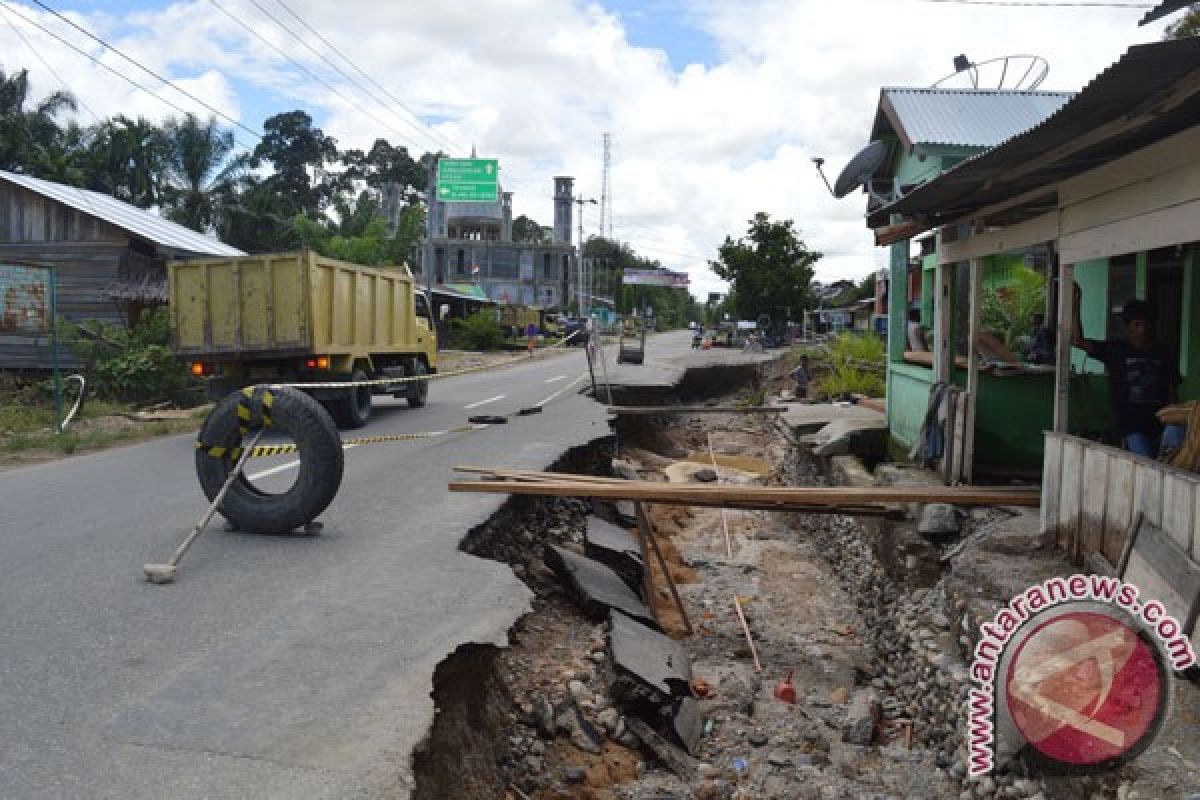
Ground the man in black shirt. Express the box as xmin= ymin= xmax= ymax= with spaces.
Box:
xmin=1071 ymin=286 xmax=1183 ymax=458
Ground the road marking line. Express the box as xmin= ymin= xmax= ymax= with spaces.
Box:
xmin=464 ymin=394 xmax=505 ymax=409
xmin=248 ymin=460 xmax=299 ymax=481
xmin=545 ymin=375 xmax=567 ymax=383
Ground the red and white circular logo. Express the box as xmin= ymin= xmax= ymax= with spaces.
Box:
xmin=1005 ymin=610 xmax=1170 ymax=769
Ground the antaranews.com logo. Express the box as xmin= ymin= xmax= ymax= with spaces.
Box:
xmin=966 ymin=574 xmax=1196 ymax=777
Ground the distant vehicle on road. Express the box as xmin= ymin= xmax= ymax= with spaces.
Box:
xmin=563 ymin=317 xmax=588 ymax=344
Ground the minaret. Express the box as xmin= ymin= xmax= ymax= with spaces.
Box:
xmin=553 ymin=177 xmax=574 ymax=245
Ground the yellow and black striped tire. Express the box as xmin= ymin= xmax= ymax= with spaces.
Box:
xmin=195 ymin=386 xmax=344 ymax=534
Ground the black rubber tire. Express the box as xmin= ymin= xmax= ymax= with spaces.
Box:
xmin=331 ymin=369 xmax=372 ymax=429
xmin=195 ymin=386 xmax=344 ymax=534
xmin=408 ymin=361 xmax=429 ymax=408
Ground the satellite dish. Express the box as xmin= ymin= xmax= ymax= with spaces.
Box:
xmin=833 ymin=141 xmax=890 ymax=199
xmin=932 ymin=55 xmax=1049 ymax=91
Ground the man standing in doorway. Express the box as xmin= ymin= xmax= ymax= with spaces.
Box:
xmin=1071 ymin=285 xmax=1183 ymax=458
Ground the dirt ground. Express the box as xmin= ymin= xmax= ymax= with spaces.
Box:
xmin=463 ymin=371 xmax=1199 ymax=800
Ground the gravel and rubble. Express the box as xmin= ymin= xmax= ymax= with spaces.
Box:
xmin=425 ymin=363 xmax=1200 ymax=800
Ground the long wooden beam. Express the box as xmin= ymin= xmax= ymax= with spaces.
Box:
xmin=448 ymin=478 xmax=1040 ymax=508
xmin=605 ymin=406 xmax=786 ymax=415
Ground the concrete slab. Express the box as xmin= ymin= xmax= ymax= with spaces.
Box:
xmin=803 ymin=417 xmax=888 ymax=457
xmin=779 ymin=402 xmax=884 ymax=434
xmin=545 ymin=547 xmax=658 ymax=629
xmin=607 ymin=610 xmax=691 ymax=702
xmin=584 ymin=516 xmax=645 ymax=593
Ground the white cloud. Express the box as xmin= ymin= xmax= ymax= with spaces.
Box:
xmin=0 ymin=0 xmax=1175 ymax=300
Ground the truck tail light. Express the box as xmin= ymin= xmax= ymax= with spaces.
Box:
xmin=306 ymin=357 xmax=330 ymax=370
xmin=190 ymin=362 xmax=211 ymax=377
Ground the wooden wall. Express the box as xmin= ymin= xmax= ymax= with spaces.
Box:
xmin=0 ymin=182 xmax=150 ymax=369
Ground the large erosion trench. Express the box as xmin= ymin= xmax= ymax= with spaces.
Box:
xmin=409 ymin=356 xmax=1149 ymax=800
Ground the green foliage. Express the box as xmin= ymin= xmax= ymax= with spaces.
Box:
xmin=1164 ymin=5 xmax=1200 ymax=38
xmin=980 ymin=265 xmax=1046 ymax=352
xmin=709 ymin=212 xmax=819 ymax=325
xmin=446 ymin=311 xmax=506 ymax=351
xmin=812 ymin=333 xmax=886 ymax=399
xmin=829 ymin=331 xmax=886 ymax=364
xmin=512 ymin=214 xmax=545 ymax=242
xmin=293 ymin=191 xmax=424 ymax=267
xmin=60 ymin=310 xmax=190 ymax=403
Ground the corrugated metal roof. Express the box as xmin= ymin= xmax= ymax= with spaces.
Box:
xmin=868 ymin=38 xmax=1200 ymax=230
xmin=879 ymin=88 xmax=1074 ymax=148
xmin=1141 ymin=0 xmax=1192 ymax=25
xmin=0 ymin=170 xmax=245 ymax=257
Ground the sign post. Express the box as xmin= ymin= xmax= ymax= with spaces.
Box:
xmin=437 ymin=159 xmax=499 ymax=203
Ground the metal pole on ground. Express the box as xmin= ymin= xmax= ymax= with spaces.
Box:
xmin=50 ymin=268 xmax=62 ymax=434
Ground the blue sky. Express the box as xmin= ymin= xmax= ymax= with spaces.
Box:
xmin=0 ymin=0 xmax=1175 ymax=291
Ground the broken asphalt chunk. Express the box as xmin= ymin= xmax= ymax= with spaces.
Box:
xmin=608 ymin=610 xmax=692 ymax=704
xmin=544 ymin=546 xmax=658 ymax=629
xmin=584 ymin=516 xmax=646 ymax=593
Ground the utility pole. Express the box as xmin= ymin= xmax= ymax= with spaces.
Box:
xmin=574 ymin=194 xmax=596 ymax=316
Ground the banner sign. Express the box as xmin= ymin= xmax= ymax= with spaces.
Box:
xmin=621 ymin=269 xmax=690 ymax=287
xmin=0 ymin=263 xmax=52 ymax=333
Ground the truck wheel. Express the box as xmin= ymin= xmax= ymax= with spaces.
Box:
xmin=332 ymin=369 xmax=372 ymax=428
xmin=195 ymin=386 xmax=344 ymax=534
xmin=408 ymin=361 xmax=429 ymax=408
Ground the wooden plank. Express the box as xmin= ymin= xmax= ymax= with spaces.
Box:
xmin=1134 ymin=463 xmax=1164 ymax=529
xmin=1059 ymin=124 xmax=1200 ymax=207
xmin=939 ymin=211 xmax=1059 ymax=265
xmin=1060 ymin=154 xmax=1200 ymax=238
xmin=606 ymin=406 xmax=786 ymax=415
xmin=1195 ymin=487 xmax=1200 ymax=563
xmin=1053 ymin=262 xmax=1074 ymax=433
xmin=1103 ymin=455 xmax=1136 ymax=566
xmin=934 ymin=264 xmax=953 ymax=384
xmin=1162 ymin=473 xmax=1198 ymax=555
xmin=1061 ymin=197 xmax=1200 ymax=265
xmin=965 ymin=256 xmax=984 ymax=483
xmin=1059 ymin=439 xmax=1084 ymax=557
xmin=1080 ymin=446 xmax=1109 ymax=563
xmin=447 ymin=478 xmax=1041 ymax=508
xmin=1041 ymin=433 xmax=1063 ymax=539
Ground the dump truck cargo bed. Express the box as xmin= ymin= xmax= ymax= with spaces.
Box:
xmin=169 ymin=250 xmax=433 ymax=362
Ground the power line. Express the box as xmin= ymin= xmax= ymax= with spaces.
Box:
xmin=209 ymin=0 xmax=447 ymax=156
xmin=0 ymin=3 xmax=101 ymax=122
xmin=2 ymin=2 xmax=258 ymax=152
xmin=271 ymin=0 xmax=463 ymax=154
xmin=26 ymin=0 xmax=263 ymax=141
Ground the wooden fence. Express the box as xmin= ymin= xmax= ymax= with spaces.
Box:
xmin=1042 ymin=432 xmax=1200 ymax=649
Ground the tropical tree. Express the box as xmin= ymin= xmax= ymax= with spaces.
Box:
xmin=160 ymin=113 xmax=240 ymax=232
xmin=82 ymin=115 xmax=169 ymax=207
xmin=1164 ymin=4 xmax=1200 ymax=38
xmin=252 ymin=110 xmax=341 ymax=217
xmin=0 ymin=67 xmax=77 ymax=173
xmin=512 ymin=214 xmax=545 ymax=242
xmin=709 ymin=212 xmax=820 ymax=325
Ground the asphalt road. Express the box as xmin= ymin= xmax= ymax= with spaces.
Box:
xmin=0 ymin=330 xmax=765 ymax=798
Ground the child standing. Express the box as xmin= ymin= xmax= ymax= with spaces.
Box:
xmin=791 ymin=355 xmax=810 ymax=400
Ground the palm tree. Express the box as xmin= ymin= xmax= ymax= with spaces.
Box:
xmin=161 ymin=113 xmax=241 ymax=232
xmin=0 ymin=68 xmax=76 ymax=173
xmin=82 ymin=115 xmax=169 ymax=207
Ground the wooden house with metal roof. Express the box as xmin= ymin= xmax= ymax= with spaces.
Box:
xmin=0 ymin=170 xmax=243 ymax=369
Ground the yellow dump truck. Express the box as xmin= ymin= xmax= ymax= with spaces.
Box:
xmin=169 ymin=250 xmax=437 ymax=428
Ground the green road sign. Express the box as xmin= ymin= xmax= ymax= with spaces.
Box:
xmin=437 ymin=158 xmax=499 ymax=202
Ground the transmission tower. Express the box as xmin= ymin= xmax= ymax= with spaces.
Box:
xmin=600 ymin=132 xmax=612 ymax=240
